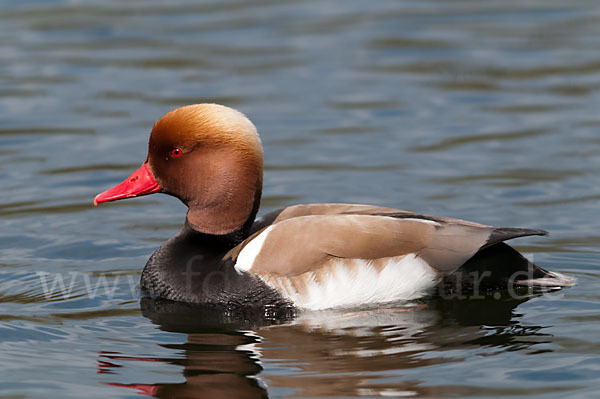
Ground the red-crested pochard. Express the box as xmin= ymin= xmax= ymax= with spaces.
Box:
xmin=94 ymin=104 xmax=574 ymax=310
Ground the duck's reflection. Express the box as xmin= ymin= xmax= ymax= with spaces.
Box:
xmin=99 ymin=292 xmax=552 ymax=398
xmin=103 ymin=331 xmax=266 ymax=398
xmin=100 ymin=301 xmax=290 ymax=399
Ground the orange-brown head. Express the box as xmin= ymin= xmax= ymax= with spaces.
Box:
xmin=94 ymin=104 xmax=264 ymax=235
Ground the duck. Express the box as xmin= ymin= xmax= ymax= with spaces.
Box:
xmin=94 ymin=104 xmax=574 ymax=310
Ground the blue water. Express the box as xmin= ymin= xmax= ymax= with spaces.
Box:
xmin=1 ymin=0 xmax=599 ymax=397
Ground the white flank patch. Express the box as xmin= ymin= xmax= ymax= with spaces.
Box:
xmin=235 ymin=226 xmax=273 ymax=273
xmin=260 ymin=254 xmax=440 ymax=310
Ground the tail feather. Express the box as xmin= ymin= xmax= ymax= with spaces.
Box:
xmin=484 ymin=227 xmax=548 ymax=249
xmin=515 ymin=270 xmax=576 ymax=287
xmin=441 ymin=242 xmax=575 ymax=296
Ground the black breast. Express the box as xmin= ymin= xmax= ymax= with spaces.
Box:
xmin=140 ymin=223 xmax=292 ymax=309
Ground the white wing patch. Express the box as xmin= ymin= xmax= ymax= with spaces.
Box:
xmin=257 ymin=254 xmax=439 ymax=310
xmin=398 ymin=218 xmax=441 ymax=227
xmin=235 ymin=225 xmax=273 ymax=273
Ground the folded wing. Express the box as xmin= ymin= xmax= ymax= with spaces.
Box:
xmin=233 ymin=213 xmax=497 ymax=276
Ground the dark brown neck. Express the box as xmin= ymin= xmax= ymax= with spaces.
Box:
xmin=186 ymin=184 xmax=261 ymax=241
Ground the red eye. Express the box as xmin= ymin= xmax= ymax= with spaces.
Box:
xmin=170 ymin=148 xmax=182 ymax=158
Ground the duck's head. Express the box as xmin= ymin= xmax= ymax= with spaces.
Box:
xmin=94 ymin=104 xmax=264 ymax=235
